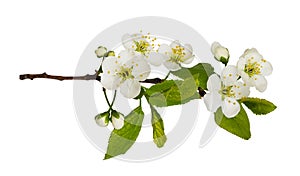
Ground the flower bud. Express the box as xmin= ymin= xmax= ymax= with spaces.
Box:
xmin=211 ymin=42 xmax=229 ymax=65
xmin=105 ymin=51 xmax=115 ymax=57
xmin=95 ymin=111 xmax=110 ymax=127
xmin=111 ymin=110 xmax=124 ymax=130
xmin=95 ymin=46 xmax=107 ymax=58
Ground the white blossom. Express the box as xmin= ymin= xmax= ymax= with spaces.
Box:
xmin=204 ymin=66 xmax=250 ymax=118
xmin=101 ymin=55 xmax=150 ymax=99
xmin=237 ymin=48 xmax=273 ymax=92
xmin=121 ymin=33 xmax=164 ymax=66
xmin=158 ymin=40 xmax=194 ymax=71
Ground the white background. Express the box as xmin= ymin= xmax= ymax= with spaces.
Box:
xmin=1 ymin=0 xmax=299 ymax=175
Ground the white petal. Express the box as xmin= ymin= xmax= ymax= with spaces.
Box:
xmin=203 ymin=92 xmax=222 ymax=113
xmin=237 ymin=57 xmax=247 ymax=72
xmin=102 ymin=56 xmax=120 ymax=74
xmin=260 ymin=60 xmax=273 ymax=76
xmin=158 ymin=44 xmax=172 ymax=58
xmin=147 ymin=52 xmax=165 ymax=66
xmin=182 ymin=56 xmax=194 ymax=64
xmin=118 ymin=50 xmax=135 ymax=64
xmin=211 ymin=42 xmax=221 ymax=53
xmin=112 ymin=116 xmax=124 ymax=130
xmin=221 ymin=65 xmax=239 ymax=86
xmin=240 ymin=71 xmax=254 ymax=87
xmin=253 ymin=75 xmax=267 ymax=92
xmin=170 ymin=40 xmax=181 ymax=48
xmin=120 ymin=79 xmax=141 ymax=98
xmin=242 ymin=48 xmax=262 ymax=60
xmin=231 ymin=81 xmax=250 ymax=99
xmin=122 ymin=33 xmax=134 ymax=49
xmin=127 ymin=56 xmax=151 ymax=81
xmin=163 ymin=61 xmax=181 ymax=71
xmin=101 ymin=74 xmax=121 ymax=90
xmin=221 ymin=98 xmax=240 ymax=118
xmin=207 ymin=74 xmax=221 ymax=92
xmin=183 ymin=44 xmax=193 ymax=59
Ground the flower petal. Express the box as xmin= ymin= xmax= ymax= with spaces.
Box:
xmin=147 ymin=52 xmax=165 ymax=66
xmin=102 ymin=56 xmax=120 ymax=74
xmin=240 ymin=71 xmax=254 ymax=87
xmin=237 ymin=57 xmax=247 ymax=72
xmin=207 ymin=74 xmax=221 ymax=92
xmin=211 ymin=42 xmax=221 ymax=53
xmin=231 ymin=81 xmax=250 ymax=99
xmin=120 ymin=79 xmax=141 ymax=98
xmin=221 ymin=65 xmax=239 ymax=86
xmin=183 ymin=43 xmax=193 ymax=59
xmin=170 ymin=40 xmax=181 ymax=48
xmin=260 ymin=60 xmax=273 ymax=76
xmin=253 ymin=75 xmax=267 ymax=92
xmin=127 ymin=56 xmax=151 ymax=81
xmin=122 ymin=33 xmax=134 ymax=49
xmin=204 ymin=92 xmax=222 ymax=113
xmin=101 ymin=74 xmax=121 ymax=90
xmin=221 ymin=98 xmax=240 ymax=118
xmin=158 ymin=44 xmax=172 ymax=59
xmin=182 ymin=56 xmax=194 ymax=64
xmin=118 ymin=50 xmax=135 ymax=64
xmin=163 ymin=61 xmax=181 ymax=71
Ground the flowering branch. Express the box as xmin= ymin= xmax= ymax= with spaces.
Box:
xmin=19 ymin=72 xmax=101 ymax=81
xmin=19 ymin=72 xmax=162 ymax=83
xmin=19 ymin=71 xmax=162 ymax=82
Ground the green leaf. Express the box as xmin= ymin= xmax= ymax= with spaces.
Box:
xmin=150 ymin=105 xmax=167 ymax=148
xmin=240 ymin=97 xmax=277 ymax=115
xmin=214 ymin=105 xmax=251 ymax=140
xmin=104 ymin=106 xmax=144 ymax=160
xmin=171 ymin=63 xmax=214 ymax=89
xmin=145 ymin=77 xmax=199 ymax=107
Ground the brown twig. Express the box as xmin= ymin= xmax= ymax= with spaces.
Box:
xmin=19 ymin=72 xmax=163 ymax=83
xmin=19 ymin=72 xmax=100 ymax=81
xmin=19 ymin=72 xmax=206 ymax=97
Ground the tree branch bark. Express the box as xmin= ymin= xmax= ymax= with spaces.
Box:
xmin=19 ymin=72 xmax=205 ymax=97
xmin=19 ymin=72 xmax=163 ymax=84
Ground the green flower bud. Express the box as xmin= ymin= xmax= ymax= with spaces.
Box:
xmin=95 ymin=111 xmax=110 ymax=127
xmin=105 ymin=51 xmax=115 ymax=57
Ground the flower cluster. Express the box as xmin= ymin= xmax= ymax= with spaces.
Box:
xmin=99 ymin=32 xmax=195 ymax=99
xmin=204 ymin=42 xmax=273 ymax=117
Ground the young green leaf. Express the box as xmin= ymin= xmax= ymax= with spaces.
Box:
xmin=145 ymin=77 xmax=199 ymax=107
xmin=150 ymin=105 xmax=167 ymax=148
xmin=104 ymin=106 xmax=144 ymax=160
xmin=240 ymin=97 xmax=277 ymax=115
xmin=171 ymin=63 xmax=214 ymax=89
xmin=214 ymin=105 xmax=251 ymax=140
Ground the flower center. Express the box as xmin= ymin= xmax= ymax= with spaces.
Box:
xmin=244 ymin=58 xmax=261 ymax=77
xmin=169 ymin=46 xmax=186 ymax=63
xmin=134 ymin=40 xmax=150 ymax=55
xmin=219 ymin=84 xmax=235 ymax=99
xmin=116 ymin=66 xmax=134 ymax=80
